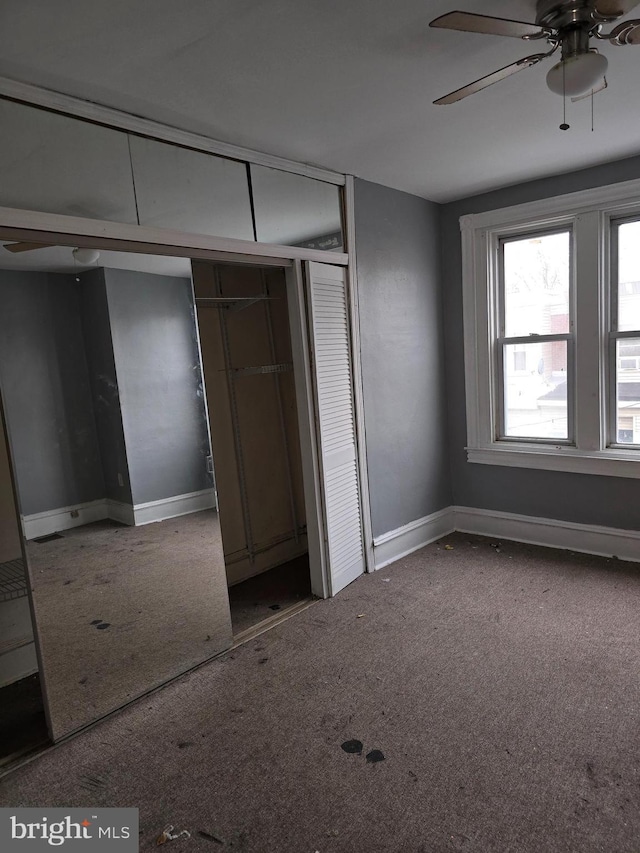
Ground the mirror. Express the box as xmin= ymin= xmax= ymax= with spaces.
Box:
xmin=0 ymin=390 xmax=49 ymax=765
xmin=128 ymin=136 xmax=255 ymax=240
xmin=0 ymin=99 xmax=137 ymax=224
xmin=0 ymin=96 xmax=344 ymax=254
xmin=0 ymin=245 xmax=233 ymax=740
xmin=250 ymin=164 xmax=343 ymax=250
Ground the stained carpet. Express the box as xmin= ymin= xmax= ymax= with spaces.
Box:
xmin=1 ymin=533 xmax=639 ymax=852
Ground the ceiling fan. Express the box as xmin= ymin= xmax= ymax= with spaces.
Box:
xmin=430 ymin=0 xmax=640 ymax=104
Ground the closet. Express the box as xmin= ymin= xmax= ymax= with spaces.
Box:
xmin=193 ymin=262 xmax=311 ymax=631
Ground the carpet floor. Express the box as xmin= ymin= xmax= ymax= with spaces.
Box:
xmin=25 ymin=510 xmax=231 ymax=740
xmin=1 ymin=532 xmax=639 ymax=852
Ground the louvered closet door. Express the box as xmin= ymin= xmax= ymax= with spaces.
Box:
xmin=306 ymin=261 xmax=365 ymax=595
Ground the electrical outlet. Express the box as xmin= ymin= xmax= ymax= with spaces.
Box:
xmin=117 ymin=473 xmax=124 ymax=487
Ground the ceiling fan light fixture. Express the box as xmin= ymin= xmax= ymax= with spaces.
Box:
xmin=72 ymin=247 xmax=101 ymax=265
xmin=546 ymin=50 xmax=609 ymax=96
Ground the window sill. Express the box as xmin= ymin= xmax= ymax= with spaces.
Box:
xmin=467 ymin=444 xmax=640 ymax=479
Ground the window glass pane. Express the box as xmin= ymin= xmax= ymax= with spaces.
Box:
xmin=503 ymin=341 xmax=568 ymax=439
xmin=250 ymin=165 xmax=343 ymax=250
xmin=0 ymin=98 xmax=138 ymax=223
xmin=129 ymin=136 xmax=255 ymax=240
xmin=615 ymin=338 xmax=640 ymax=444
xmin=503 ymin=231 xmax=570 ymax=337
xmin=617 ymin=220 xmax=640 ymax=332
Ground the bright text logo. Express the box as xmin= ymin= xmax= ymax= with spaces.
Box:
xmin=1 ymin=809 xmax=138 ymax=851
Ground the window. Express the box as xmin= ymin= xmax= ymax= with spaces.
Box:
xmin=611 ymin=218 xmax=640 ymax=447
xmin=500 ymin=230 xmax=572 ymax=441
xmin=461 ymin=177 xmax=640 ymax=479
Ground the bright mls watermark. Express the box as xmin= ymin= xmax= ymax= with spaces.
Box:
xmin=1 ymin=809 xmax=138 ymax=851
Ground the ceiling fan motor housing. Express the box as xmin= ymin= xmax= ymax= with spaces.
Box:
xmin=536 ymin=0 xmax=602 ymax=30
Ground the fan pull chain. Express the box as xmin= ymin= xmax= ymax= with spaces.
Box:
xmin=560 ymin=57 xmax=570 ymax=131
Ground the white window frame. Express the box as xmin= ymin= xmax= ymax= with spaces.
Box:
xmin=461 ymin=176 xmax=640 ymax=480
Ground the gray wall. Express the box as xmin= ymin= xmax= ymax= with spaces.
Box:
xmin=104 ymin=268 xmax=211 ymax=505
xmin=80 ymin=268 xmax=132 ymax=504
xmin=355 ymin=179 xmax=451 ymax=537
xmin=0 ymin=265 xmax=211 ymax=516
xmin=442 ymin=154 xmax=640 ymax=530
xmin=0 ymin=270 xmax=105 ymax=516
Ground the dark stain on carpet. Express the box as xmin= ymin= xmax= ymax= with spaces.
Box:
xmin=341 ymin=739 xmax=363 ymax=755
xmin=366 ymin=749 xmax=385 ymax=763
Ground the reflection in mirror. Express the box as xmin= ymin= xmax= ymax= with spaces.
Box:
xmin=0 ymin=243 xmax=233 ymax=741
xmin=0 ymin=391 xmax=49 ymax=766
xmin=128 ymin=136 xmax=255 ymax=240
xmin=250 ymin=165 xmax=343 ymax=250
xmin=0 ymin=98 xmax=137 ymax=224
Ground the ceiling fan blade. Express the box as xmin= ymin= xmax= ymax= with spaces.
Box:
xmin=571 ymin=76 xmax=608 ymax=101
xmin=607 ymin=18 xmax=640 ymax=41
xmin=429 ymin=11 xmax=549 ymax=39
xmin=594 ymin=0 xmax=640 ymax=18
xmin=3 ymin=241 xmax=55 ymax=253
xmin=433 ymin=53 xmax=547 ymax=105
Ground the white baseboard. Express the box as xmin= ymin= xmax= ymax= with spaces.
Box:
xmin=373 ymin=507 xmax=455 ymax=570
xmin=133 ymin=488 xmax=216 ymax=526
xmin=105 ymin=499 xmax=135 ymax=526
xmin=453 ymin=505 xmax=640 ymax=563
xmin=372 ymin=504 xmax=640 ymax=571
xmin=23 ymin=490 xmax=215 ymax=537
xmin=23 ymin=499 xmax=109 ymax=540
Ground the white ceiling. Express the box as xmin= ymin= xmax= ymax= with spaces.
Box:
xmin=0 ymin=0 xmax=639 ymax=202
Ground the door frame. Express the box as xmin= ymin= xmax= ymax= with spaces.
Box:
xmin=286 ymin=261 xmax=328 ymax=597
xmin=0 ymin=207 xmax=373 ymax=598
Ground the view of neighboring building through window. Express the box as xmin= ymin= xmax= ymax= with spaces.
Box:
xmin=500 ymin=230 xmax=571 ymax=441
xmin=614 ymin=219 xmax=640 ymax=444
